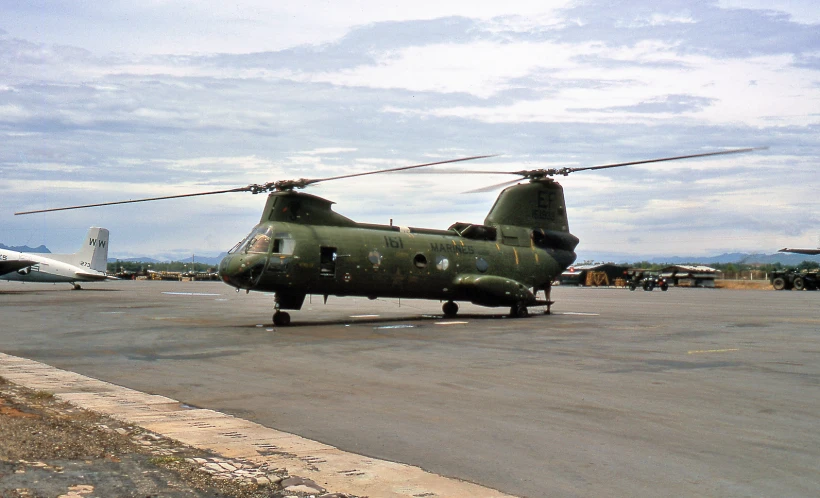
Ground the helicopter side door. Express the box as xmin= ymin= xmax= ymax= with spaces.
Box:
xmin=319 ymin=246 xmax=337 ymax=277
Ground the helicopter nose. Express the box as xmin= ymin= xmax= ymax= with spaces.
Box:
xmin=218 ymin=254 xmax=266 ymax=289
xmin=218 ymin=255 xmax=236 ymax=286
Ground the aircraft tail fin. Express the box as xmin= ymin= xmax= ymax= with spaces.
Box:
xmin=50 ymin=227 xmax=110 ymax=272
xmin=81 ymin=227 xmax=110 ymax=272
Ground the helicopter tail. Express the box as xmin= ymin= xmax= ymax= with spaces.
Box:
xmin=482 ymin=181 xmax=578 ymax=272
xmin=484 ymin=180 xmax=578 ymax=246
xmin=484 ymin=180 xmax=569 ymax=231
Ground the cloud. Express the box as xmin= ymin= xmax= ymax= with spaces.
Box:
xmin=0 ymin=2 xmax=818 ymax=258
xmin=571 ymin=94 xmax=716 ymax=114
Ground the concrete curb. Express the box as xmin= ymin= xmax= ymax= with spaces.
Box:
xmin=0 ymin=352 xmax=515 ymax=498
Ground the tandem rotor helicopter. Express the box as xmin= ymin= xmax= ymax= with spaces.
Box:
xmin=16 ymin=148 xmax=761 ymax=325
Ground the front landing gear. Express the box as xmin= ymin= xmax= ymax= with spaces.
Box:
xmin=273 ymin=310 xmax=291 ymax=326
xmin=442 ymin=301 xmax=459 ymax=317
xmin=510 ymin=302 xmax=529 ymax=318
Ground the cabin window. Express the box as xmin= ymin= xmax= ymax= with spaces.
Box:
xmin=435 ymin=255 xmax=450 ymax=271
xmin=368 ymin=250 xmax=382 ymax=267
xmin=320 ymin=247 xmax=337 ymax=276
xmin=413 ymin=254 xmax=428 ymax=269
xmin=476 ymin=257 xmax=489 ymax=273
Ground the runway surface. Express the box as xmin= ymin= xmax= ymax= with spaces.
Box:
xmin=1 ymin=280 xmax=818 ymax=497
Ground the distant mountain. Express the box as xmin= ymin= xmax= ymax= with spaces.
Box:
xmin=0 ymin=243 xmax=50 ymax=253
xmin=5 ymin=240 xmax=818 ymax=267
xmin=107 ymin=253 xmax=227 ymax=265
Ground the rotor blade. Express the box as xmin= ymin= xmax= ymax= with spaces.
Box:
xmin=403 ymin=169 xmax=520 ymax=175
xmin=566 ymin=147 xmax=767 ymax=174
xmin=306 ymin=155 xmax=497 ymax=185
xmin=463 ymin=178 xmax=523 ymax=194
xmin=779 ymin=247 xmax=820 ymax=255
xmin=15 ymin=187 xmax=250 ymax=215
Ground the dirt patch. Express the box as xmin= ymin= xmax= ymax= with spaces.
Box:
xmin=0 ymin=378 xmax=351 ymax=498
xmin=715 ymin=280 xmax=772 ymax=290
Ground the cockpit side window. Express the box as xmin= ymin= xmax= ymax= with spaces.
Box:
xmin=272 ymin=235 xmax=295 ymax=255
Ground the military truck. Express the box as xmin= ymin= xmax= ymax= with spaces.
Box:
xmin=625 ymin=269 xmax=669 ymax=291
xmin=770 ymin=269 xmax=819 ymax=291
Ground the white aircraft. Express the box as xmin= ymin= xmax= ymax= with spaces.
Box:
xmin=0 ymin=227 xmax=114 ymax=289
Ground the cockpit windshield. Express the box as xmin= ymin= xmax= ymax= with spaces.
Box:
xmin=230 ymin=225 xmax=275 ymax=255
xmin=227 ymin=239 xmax=244 ymax=255
xmin=228 ymin=226 xmax=296 ymax=256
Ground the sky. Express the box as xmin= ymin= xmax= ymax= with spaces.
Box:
xmin=1 ymin=0 xmax=819 ymax=261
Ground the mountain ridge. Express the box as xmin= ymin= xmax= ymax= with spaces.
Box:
xmin=4 ymin=241 xmax=820 ymax=266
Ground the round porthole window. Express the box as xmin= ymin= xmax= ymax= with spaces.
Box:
xmin=476 ymin=257 xmax=489 ymax=273
xmin=413 ymin=254 xmax=428 ymax=269
xmin=435 ymin=255 xmax=450 ymax=271
xmin=368 ymin=250 xmax=382 ymax=267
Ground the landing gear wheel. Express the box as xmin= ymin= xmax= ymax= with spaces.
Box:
xmin=661 ymin=283 xmax=669 ymax=291
xmin=629 ymin=283 xmax=636 ymax=291
xmin=72 ymin=283 xmax=82 ymax=290
xmin=510 ymin=302 xmax=529 ymax=318
xmin=442 ymin=301 xmax=459 ymax=317
xmin=772 ymin=277 xmax=786 ymax=290
xmin=793 ymin=277 xmax=805 ymax=291
xmin=273 ymin=311 xmax=291 ymax=326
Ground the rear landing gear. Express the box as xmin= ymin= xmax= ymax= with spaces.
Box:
xmin=72 ymin=283 xmax=82 ymax=290
xmin=442 ymin=301 xmax=459 ymax=317
xmin=273 ymin=311 xmax=291 ymax=326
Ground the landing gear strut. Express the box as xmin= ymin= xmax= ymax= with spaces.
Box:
xmin=442 ymin=301 xmax=459 ymax=317
xmin=542 ymin=284 xmax=552 ymax=315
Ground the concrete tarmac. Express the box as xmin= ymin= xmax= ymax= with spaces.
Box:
xmin=1 ymin=280 xmax=818 ymax=497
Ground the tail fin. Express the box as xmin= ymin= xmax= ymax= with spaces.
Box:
xmin=50 ymin=227 xmax=110 ymax=272
xmin=484 ymin=180 xmax=571 ymax=233
xmin=483 ymin=181 xmax=579 ymax=263
xmin=80 ymin=227 xmax=110 ymax=272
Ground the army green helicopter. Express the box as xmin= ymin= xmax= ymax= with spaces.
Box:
xmin=16 ymin=148 xmax=760 ymax=325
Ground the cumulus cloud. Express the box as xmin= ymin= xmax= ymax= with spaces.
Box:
xmin=0 ymin=1 xmax=818 ymax=259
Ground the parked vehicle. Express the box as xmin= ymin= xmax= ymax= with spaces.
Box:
xmin=626 ymin=270 xmax=669 ymax=291
xmin=771 ymin=269 xmax=819 ymax=291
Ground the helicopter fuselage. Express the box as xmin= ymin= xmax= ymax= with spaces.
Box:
xmin=218 ymin=185 xmax=579 ymax=313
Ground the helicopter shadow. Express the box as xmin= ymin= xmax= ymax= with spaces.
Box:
xmin=238 ymin=310 xmax=548 ymax=329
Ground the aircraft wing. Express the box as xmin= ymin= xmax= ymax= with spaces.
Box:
xmin=0 ymin=259 xmax=37 ymax=276
xmin=779 ymin=248 xmax=820 ymax=255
